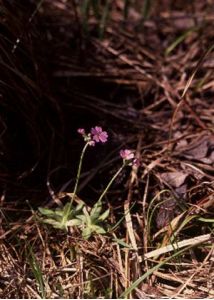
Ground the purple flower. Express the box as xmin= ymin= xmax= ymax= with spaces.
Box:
xmin=91 ymin=126 xmax=108 ymax=143
xmin=88 ymin=140 xmax=95 ymax=147
xmin=120 ymin=149 xmax=134 ymax=160
xmin=77 ymin=128 xmax=85 ymax=135
xmin=133 ymin=158 xmax=140 ymax=167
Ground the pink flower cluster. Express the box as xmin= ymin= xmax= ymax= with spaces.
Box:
xmin=120 ymin=149 xmax=140 ymax=166
xmin=77 ymin=126 xmax=108 ymax=146
xmin=77 ymin=127 xmax=140 ymax=167
xmin=120 ymin=149 xmax=134 ymax=160
xmin=91 ymin=126 xmax=108 ymax=143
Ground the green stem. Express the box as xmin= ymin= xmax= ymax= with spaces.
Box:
xmin=71 ymin=142 xmax=89 ymax=204
xmin=61 ymin=142 xmax=89 ymax=230
xmin=97 ymin=164 xmax=125 ymax=204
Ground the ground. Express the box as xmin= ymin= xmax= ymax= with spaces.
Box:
xmin=0 ymin=0 xmax=213 ymax=298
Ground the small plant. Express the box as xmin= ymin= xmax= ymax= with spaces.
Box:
xmin=80 ymin=0 xmax=111 ymax=38
xmin=78 ymin=200 xmax=110 ymax=239
xmin=39 ymin=126 xmax=138 ymax=239
xmin=38 ymin=201 xmax=84 ymax=231
xmin=27 ymin=246 xmax=46 ymax=298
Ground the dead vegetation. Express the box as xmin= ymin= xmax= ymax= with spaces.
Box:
xmin=0 ymin=0 xmax=213 ymax=298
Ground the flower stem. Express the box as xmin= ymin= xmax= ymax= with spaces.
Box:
xmin=61 ymin=142 xmax=89 ymax=230
xmin=97 ymin=164 xmax=125 ymax=204
xmin=71 ymin=142 xmax=89 ymax=204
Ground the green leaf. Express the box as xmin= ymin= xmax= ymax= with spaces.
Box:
xmin=91 ymin=0 xmax=100 ymax=19
xmin=165 ymin=27 xmax=197 ymax=56
xmin=124 ymin=0 xmax=130 ymax=19
xmin=93 ymin=225 xmax=106 ymax=235
xmin=99 ymin=0 xmax=110 ymax=39
xmin=113 ymin=238 xmax=133 ymax=249
xmin=119 ymin=245 xmax=195 ymax=298
xmin=141 ymin=0 xmax=151 ymax=20
xmin=98 ymin=208 xmax=110 ymax=221
xmin=54 ymin=208 xmax=64 ymax=216
xmin=38 ymin=207 xmax=56 ymax=217
xmin=43 ymin=219 xmax=61 ymax=227
xmin=27 ymin=246 xmax=45 ymax=298
xmin=75 ymin=201 xmax=85 ymax=212
xmin=83 ymin=206 xmax=92 ymax=225
xmin=90 ymin=200 xmax=102 ymax=221
xmin=66 ymin=218 xmax=82 ymax=227
xmin=198 ymin=217 xmax=214 ymax=223
xmin=81 ymin=0 xmax=91 ymax=35
xmin=61 ymin=203 xmax=72 ymax=227
xmin=76 ymin=214 xmax=87 ymax=222
xmin=63 ymin=202 xmax=72 ymax=215
xmin=82 ymin=227 xmax=93 ymax=239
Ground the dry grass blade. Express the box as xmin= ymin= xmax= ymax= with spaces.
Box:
xmin=1 ymin=0 xmax=214 ymax=298
xmin=144 ymin=233 xmax=212 ymax=259
xmin=172 ymin=245 xmax=214 ymax=297
xmin=169 ymin=44 xmax=214 ymax=142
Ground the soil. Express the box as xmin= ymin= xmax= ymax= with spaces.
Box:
xmin=0 ymin=0 xmax=213 ymax=298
